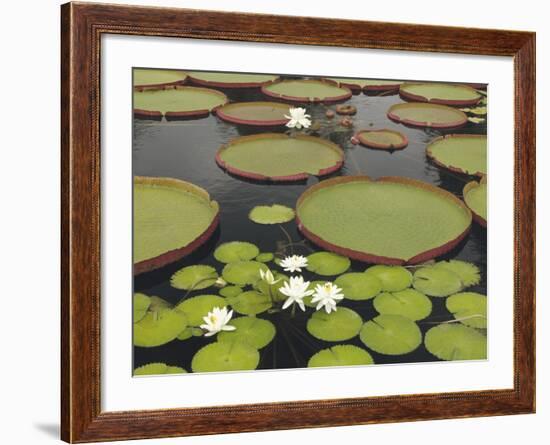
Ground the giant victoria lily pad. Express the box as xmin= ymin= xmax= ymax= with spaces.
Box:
xmin=187 ymin=71 xmax=279 ymax=88
xmin=399 ymin=83 xmax=482 ymax=106
xmin=133 ymin=86 xmax=228 ymax=119
xmin=261 ymin=79 xmax=352 ymax=103
xmin=426 ymin=135 xmax=487 ymax=177
xmin=328 ymin=78 xmax=403 ymax=94
xmin=216 ymin=102 xmax=290 ymax=126
xmin=463 ymin=177 xmax=487 ymax=227
xmin=133 ymin=177 xmax=220 ymax=274
xmin=296 ymin=176 xmax=472 ymax=265
xmin=387 ymin=103 xmax=468 ymax=130
xmin=133 ymin=68 xmax=188 ymax=89
xmin=216 ymin=134 xmax=344 ymax=182
xmin=354 ymin=129 xmax=408 ymax=150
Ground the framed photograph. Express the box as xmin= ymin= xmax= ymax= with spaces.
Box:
xmin=61 ymin=2 xmax=535 ymax=442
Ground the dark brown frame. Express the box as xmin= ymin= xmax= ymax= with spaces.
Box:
xmin=61 ymin=2 xmax=536 ymax=442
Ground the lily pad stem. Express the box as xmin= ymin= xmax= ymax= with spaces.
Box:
xmin=278 ymin=225 xmax=295 ymax=255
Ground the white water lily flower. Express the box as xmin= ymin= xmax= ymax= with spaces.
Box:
xmin=280 ymin=254 xmax=308 ymax=273
xmin=200 ymin=306 xmax=236 ymax=337
xmin=260 ymin=268 xmax=281 ymax=285
xmin=280 ymin=276 xmax=314 ymax=312
xmin=284 ymin=107 xmax=312 ymax=129
xmin=311 ymin=282 xmax=345 ymax=314
xmin=214 ymin=277 xmax=227 ymax=288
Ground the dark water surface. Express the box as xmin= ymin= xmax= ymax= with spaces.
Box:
xmin=133 ymin=80 xmax=487 ymax=371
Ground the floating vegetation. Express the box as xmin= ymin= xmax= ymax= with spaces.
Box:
xmin=215 ymin=101 xmax=290 ymax=126
xmin=306 ymin=252 xmax=351 ymax=276
xmin=218 ymin=316 xmax=276 ymax=349
xmin=468 ymin=116 xmax=486 ymax=124
xmin=219 ymin=285 xmax=243 ymax=298
xmin=387 ymin=102 xmax=468 ymax=130
xmin=308 ymin=345 xmax=374 ymax=367
xmin=327 ymin=78 xmax=374 ymax=93
xmin=360 ymin=314 xmax=422 ymax=355
xmin=399 ymin=83 xmax=481 ymax=106
xmin=426 ymin=134 xmax=487 ymax=176
xmin=362 ymin=79 xmax=404 ymax=93
xmin=434 ymin=260 xmax=481 ymax=287
xmin=133 ymin=69 xmax=188 ymax=89
xmin=187 ymin=71 xmax=279 ymax=88
xmin=134 ymin=362 xmax=187 ymax=376
xmin=191 ymin=341 xmax=260 ymax=373
xmin=175 ymin=295 xmax=227 ymax=327
xmin=461 ymin=106 xmax=487 ymax=115
xmin=133 ymin=177 xmax=219 ymax=274
xmin=424 ymin=324 xmax=487 ymax=360
xmin=463 ymin=177 xmax=487 ymax=227
xmin=225 ymin=290 xmax=273 ymax=315
xmin=133 ymin=299 xmax=187 ymax=348
xmin=216 ymin=134 xmax=344 ymax=182
xmin=133 ymin=293 xmax=151 ymax=323
xmin=296 ymin=176 xmax=472 ymax=264
xmin=334 ymin=272 xmax=382 ymax=301
xmin=306 ymin=307 xmax=363 ymax=341
xmin=170 ymin=265 xmax=218 ymax=291
xmin=354 ymin=129 xmax=408 ymax=150
xmin=255 ymin=252 xmax=275 ymax=263
xmin=222 ymin=261 xmax=268 ymax=286
xmin=249 ymin=204 xmax=295 ymax=224
xmin=364 ymin=265 xmax=412 ymax=292
xmin=446 ymin=292 xmax=487 ymax=329
xmin=262 ymin=79 xmax=352 ymax=103
xmin=255 ymin=272 xmax=289 ymax=303
xmin=412 ymin=266 xmax=464 ymax=297
xmin=373 ymin=289 xmax=432 ymax=321
xmin=214 ymin=241 xmax=260 ymax=263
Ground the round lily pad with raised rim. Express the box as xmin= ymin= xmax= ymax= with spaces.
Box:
xmin=387 ymin=103 xmax=468 ymax=130
xmin=446 ymin=292 xmax=487 ymax=329
xmin=134 ymin=363 xmax=187 ymax=376
xmin=354 ymin=129 xmax=408 ymax=150
xmin=191 ymin=341 xmax=260 ymax=373
xmin=327 ymin=78 xmax=373 ymax=93
xmin=216 ymin=101 xmax=290 ymax=126
xmin=249 ymin=204 xmax=295 ymax=224
xmin=463 ymin=177 xmax=487 ymax=227
xmin=424 ymin=323 xmax=486 ymax=360
xmin=133 ymin=306 xmax=187 ymax=348
xmin=255 ymin=252 xmax=275 ymax=263
xmin=216 ymin=134 xmax=344 ymax=182
xmin=306 ymin=252 xmax=351 ymax=276
xmin=133 ymin=86 xmax=228 ymax=120
xmin=373 ymin=289 xmax=432 ymax=321
xmin=133 ymin=68 xmax=188 ymax=89
xmin=134 ymin=177 xmax=219 ymax=274
xmin=133 ymin=293 xmax=151 ymax=323
xmin=225 ymin=290 xmax=272 ymax=316
xmin=296 ymin=176 xmax=472 ymax=265
xmin=334 ymin=272 xmax=382 ymax=301
xmin=214 ymin=241 xmax=260 ymax=264
xmin=362 ymin=79 xmax=404 ymax=93
xmin=219 ymin=285 xmax=243 ymax=298
xmin=218 ymin=316 xmax=276 ymax=349
xmin=364 ymin=265 xmax=413 ymax=292
xmin=412 ymin=266 xmax=464 ymax=297
xmin=308 ymin=345 xmax=374 ymax=368
xmin=307 ymin=307 xmax=363 ymax=342
xmin=426 ymin=134 xmax=487 ymax=177
xmin=261 ymin=79 xmax=352 ymax=103
xmin=187 ymin=71 xmax=279 ymax=88
xmin=170 ymin=265 xmax=218 ymax=291
xmin=175 ymin=294 xmax=227 ymax=327
xmin=434 ymin=260 xmax=481 ymax=287
xmin=222 ymin=261 xmax=268 ymax=286
xmin=360 ymin=314 xmax=422 ymax=355
xmin=399 ymin=83 xmax=481 ymax=106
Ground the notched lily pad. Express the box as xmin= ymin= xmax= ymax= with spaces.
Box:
xmin=413 ymin=266 xmax=463 ymax=297
xmin=373 ymin=289 xmax=432 ymax=321
xmin=134 ymin=362 xmax=187 ymax=376
xmin=360 ymin=314 xmax=422 ymax=355
xmin=249 ymin=204 xmax=295 ymax=224
xmin=425 ymin=324 xmax=487 ymax=360
xmin=255 ymin=252 xmax=275 ymax=263
xmin=170 ymin=265 xmax=218 ymax=290
xmin=219 ymin=285 xmax=243 ymax=298
xmin=133 ymin=293 xmax=151 ymax=323
xmin=307 ymin=307 xmax=363 ymax=342
xmin=334 ymin=272 xmax=382 ymax=301
xmin=434 ymin=260 xmax=481 ymax=287
xmin=133 ymin=304 xmax=188 ymax=348
xmin=175 ymin=294 xmax=227 ymax=326
xmin=308 ymin=345 xmax=374 ymax=368
xmin=306 ymin=252 xmax=351 ymax=276
xmin=222 ymin=261 xmax=268 ymax=286
xmin=217 ymin=316 xmax=276 ymax=349
xmin=226 ymin=290 xmax=272 ymax=315
xmin=364 ymin=265 xmax=412 ymax=292
xmin=191 ymin=341 xmax=260 ymax=373
xmin=214 ymin=241 xmax=260 ymax=264
xmin=446 ymin=292 xmax=487 ymax=329
xmin=463 ymin=178 xmax=487 ymax=227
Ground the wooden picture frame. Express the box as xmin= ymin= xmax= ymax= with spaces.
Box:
xmin=61 ymin=2 xmax=536 ymax=442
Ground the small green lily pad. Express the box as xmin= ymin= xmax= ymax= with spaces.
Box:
xmin=413 ymin=266 xmax=463 ymax=297
xmin=307 ymin=307 xmax=363 ymax=341
xmin=134 ymin=362 xmax=187 ymax=376
xmin=134 ymin=307 xmax=188 ymax=348
xmin=214 ymin=241 xmax=260 ymax=264
xmin=446 ymin=292 xmax=487 ymax=329
xmin=306 ymin=252 xmax=351 ymax=276
xmin=218 ymin=316 xmax=276 ymax=349
xmin=191 ymin=341 xmax=260 ymax=373
xmin=364 ymin=265 xmax=412 ymax=292
xmin=424 ymin=324 xmax=487 ymax=360
xmin=249 ymin=205 xmax=295 ymax=224
xmin=133 ymin=293 xmax=151 ymax=322
xmin=175 ymin=294 xmax=227 ymax=326
xmin=222 ymin=261 xmax=268 ymax=286
xmin=177 ymin=327 xmax=203 ymax=341
xmin=226 ymin=290 xmax=272 ymax=315
xmin=360 ymin=314 xmax=422 ymax=355
xmin=434 ymin=260 xmax=481 ymax=287
xmin=170 ymin=265 xmax=218 ymax=290
xmin=373 ymin=289 xmax=432 ymax=321
xmin=255 ymin=252 xmax=275 ymax=263
xmin=334 ymin=273 xmax=382 ymax=301
xmin=219 ymin=285 xmax=243 ymax=298
xmin=254 ymin=272 xmax=289 ymax=303
xmin=308 ymin=345 xmax=374 ymax=368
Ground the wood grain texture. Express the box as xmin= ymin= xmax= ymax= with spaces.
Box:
xmin=60 ymin=2 xmax=536 ymax=442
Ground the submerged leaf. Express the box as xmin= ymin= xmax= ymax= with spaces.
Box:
xmin=360 ymin=314 xmax=422 ymax=355
xmin=170 ymin=265 xmax=218 ymax=290
xmin=222 ymin=261 xmax=268 ymax=286
xmin=306 ymin=252 xmax=351 ymax=276
xmin=446 ymin=292 xmax=487 ymax=329
xmin=175 ymin=294 xmax=227 ymax=326
xmin=424 ymin=324 xmax=486 ymax=360
xmin=307 ymin=307 xmax=363 ymax=341
xmin=373 ymin=288 xmax=432 ymax=321
xmin=334 ymin=272 xmax=382 ymax=301
xmin=413 ymin=266 xmax=463 ymax=297
xmin=364 ymin=265 xmax=412 ymax=292
xmin=308 ymin=345 xmax=374 ymax=368
xmin=214 ymin=241 xmax=260 ymax=264
xmin=191 ymin=341 xmax=260 ymax=373
xmin=218 ymin=316 xmax=276 ymax=349
xmin=249 ymin=205 xmax=295 ymax=224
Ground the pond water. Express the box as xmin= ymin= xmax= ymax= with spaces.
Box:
xmin=133 ymin=77 xmax=487 ymax=371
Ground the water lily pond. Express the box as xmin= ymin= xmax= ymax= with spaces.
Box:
xmin=133 ymin=69 xmax=488 ymax=376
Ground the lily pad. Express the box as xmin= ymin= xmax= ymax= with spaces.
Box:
xmin=133 ymin=293 xmax=151 ymax=323
xmin=434 ymin=260 xmax=481 ymax=287
xmin=262 ymin=79 xmax=352 ymax=103
xmin=225 ymin=290 xmax=272 ymax=315
xmin=134 ymin=177 xmax=219 ymax=274
xmin=255 ymin=252 xmax=275 ymax=263
xmin=187 ymin=71 xmax=279 ymax=88
xmin=307 ymin=307 xmax=363 ymax=341
xmin=308 ymin=345 xmax=374 ymax=368
xmin=334 ymin=273 xmax=382 ymax=301
xmin=217 ymin=316 xmax=276 ymax=349
xmin=222 ymin=261 xmax=268 ymax=286
xmin=133 ymin=306 xmax=187 ymax=348
xmin=373 ymin=289 xmax=432 ymax=321
xmin=426 ymin=134 xmax=487 ymax=176
xmin=296 ymin=176 xmax=472 ymax=264
xmin=387 ymin=102 xmax=468 ymax=129
xmin=216 ymin=101 xmax=290 ymax=126
xmin=355 ymin=129 xmax=408 ymax=150
xmin=175 ymin=294 xmax=227 ymax=326
xmin=216 ymin=134 xmax=344 ymax=182
xmin=134 ymin=362 xmax=187 ymax=376
xmin=177 ymin=327 xmax=204 ymax=341
xmin=249 ymin=205 xmax=295 ymax=224
xmin=360 ymin=314 xmax=422 ymax=355
xmin=133 ymin=68 xmax=187 ymax=88
xmin=362 ymin=79 xmax=404 ymax=93
xmin=400 ymin=83 xmax=481 ymax=106
xmin=424 ymin=324 xmax=487 ymax=360
xmin=364 ymin=265 xmax=413 ymax=292
xmin=463 ymin=178 xmax=487 ymax=226
xmin=170 ymin=265 xmax=218 ymax=290
xmin=412 ymin=266 xmax=463 ymax=297
xmin=255 ymin=272 xmax=289 ymax=303
xmin=191 ymin=341 xmax=260 ymax=373
xmin=306 ymin=252 xmax=350 ymax=276
xmin=219 ymin=285 xmax=243 ymax=298
xmin=446 ymin=292 xmax=487 ymax=329
xmin=214 ymin=241 xmax=260 ymax=263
